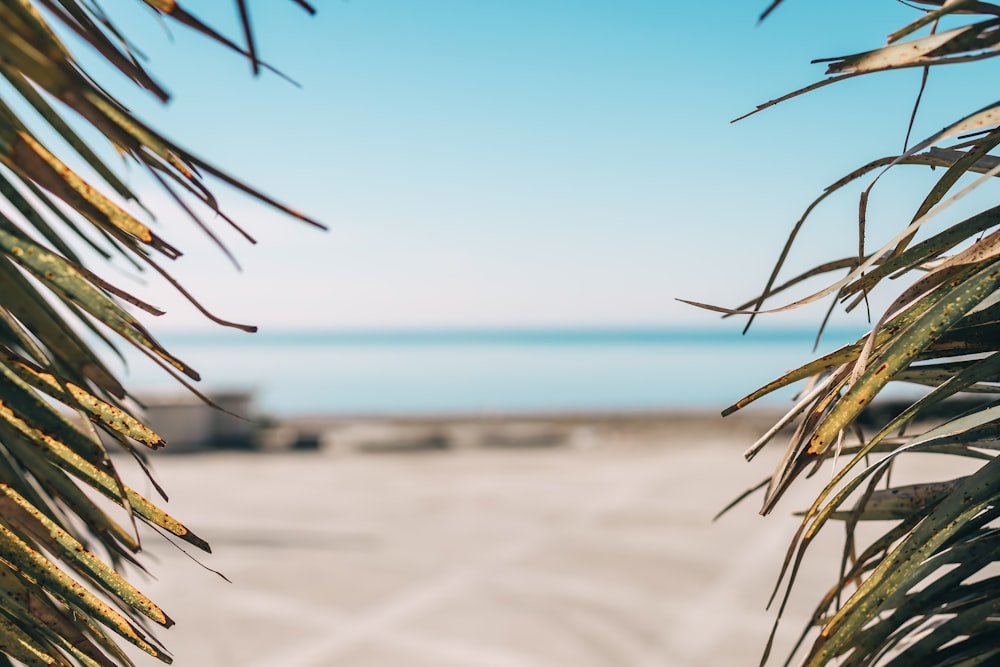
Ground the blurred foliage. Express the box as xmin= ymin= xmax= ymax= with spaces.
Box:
xmin=0 ymin=1 xmax=320 ymax=665
xmin=708 ymin=2 xmax=1000 ymax=665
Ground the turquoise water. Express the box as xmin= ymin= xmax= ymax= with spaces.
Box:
xmin=116 ymin=327 xmax=870 ymax=416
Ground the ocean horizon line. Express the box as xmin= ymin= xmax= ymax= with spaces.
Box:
xmin=119 ymin=323 xmax=880 ymax=415
xmin=155 ymin=324 xmax=871 ymax=347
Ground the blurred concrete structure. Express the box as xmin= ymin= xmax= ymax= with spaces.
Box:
xmin=138 ymin=390 xmax=256 ymax=452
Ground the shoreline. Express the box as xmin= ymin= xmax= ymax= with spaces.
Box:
xmin=134 ymin=387 xmax=789 ymax=455
xmin=264 ymin=408 xmax=786 ymax=454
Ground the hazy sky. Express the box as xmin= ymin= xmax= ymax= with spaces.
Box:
xmin=58 ymin=1 xmax=996 ymax=332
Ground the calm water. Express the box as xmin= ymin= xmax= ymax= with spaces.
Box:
xmin=115 ymin=327 xmax=870 ymax=416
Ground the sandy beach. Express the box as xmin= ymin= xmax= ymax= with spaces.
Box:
xmin=105 ymin=409 xmax=897 ymax=667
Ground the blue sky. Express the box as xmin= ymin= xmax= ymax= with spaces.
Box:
xmin=58 ymin=1 xmax=996 ymax=332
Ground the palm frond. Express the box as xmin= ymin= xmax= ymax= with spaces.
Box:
xmin=0 ymin=1 xmax=321 ymax=664
xmin=716 ymin=4 xmax=1000 ymax=665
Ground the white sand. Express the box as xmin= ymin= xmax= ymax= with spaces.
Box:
xmin=110 ymin=413 xmax=964 ymax=667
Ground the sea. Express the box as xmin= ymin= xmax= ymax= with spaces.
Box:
xmin=114 ymin=326 xmax=876 ymax=417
